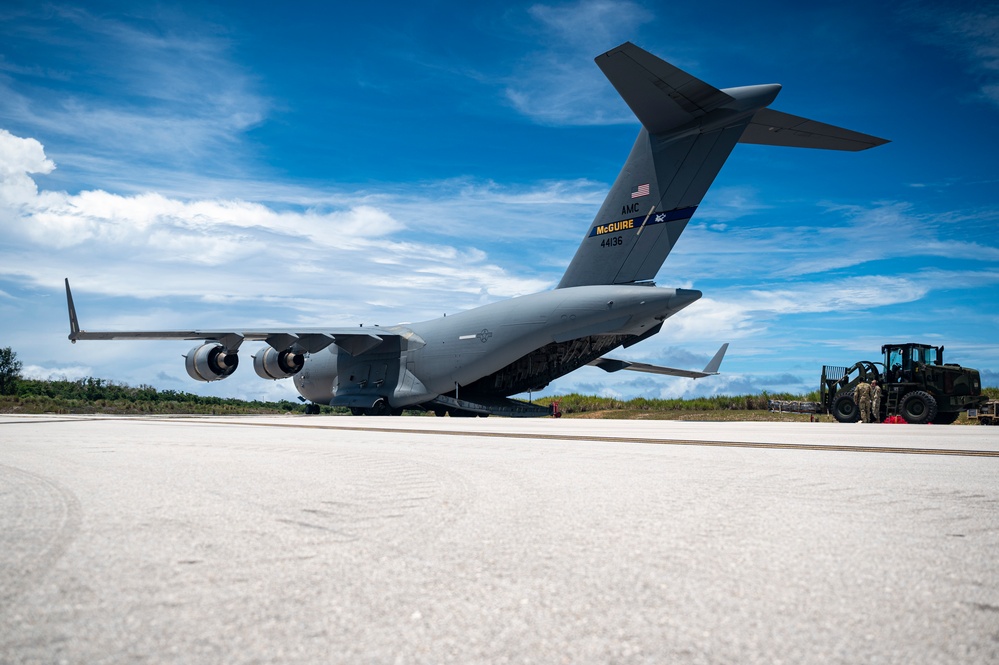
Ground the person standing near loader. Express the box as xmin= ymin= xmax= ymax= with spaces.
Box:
xmin=870 ymin=380 xmax=882 ymax=423
xmin=854 ymin=379 xmax=873 ymax=423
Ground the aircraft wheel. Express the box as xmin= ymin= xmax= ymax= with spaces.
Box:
xmin=832 ymin=393 xmax=860 ymax=423
xmin=363 ymin=399 xmax=391 ymax=416
xmin=899 ymin=390 xmax=938 ymax=425
xmin=433 ymin=408 xmax=447 ymax=417
xmin=349 ymin=407 xmax=364 ymax=416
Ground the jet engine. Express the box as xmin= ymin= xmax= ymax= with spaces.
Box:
xmin=253 ymin=347 xmax=305 ymax=380
xmin=185 ymin=343 xmax=239 ymax=382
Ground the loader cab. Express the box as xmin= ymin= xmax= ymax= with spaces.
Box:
xmin=882 ymin=343 xmax=942 ymax=383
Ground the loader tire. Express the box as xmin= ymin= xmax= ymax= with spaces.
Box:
xmin=832 ymin=393 xmax=860 ymax=423
xmin=899 ymin=390 xmax=938 ymax=425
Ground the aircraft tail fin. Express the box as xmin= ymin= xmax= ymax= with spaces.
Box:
xmin=556 ymin=42 xmax=887 ymax=289
xmin=557 ymin=43 xmax=757 ymax=289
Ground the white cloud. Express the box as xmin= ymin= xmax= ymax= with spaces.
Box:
xmin=503 ymin=0 xmax=656 ymax=125
xmin=0 ymin=130 xmax=557 ymax=314
xmin=527 ymin=0 xmax=653 ymax=49
xmin=910 ymin=5 xmax=999 ymax=110
xmin=694 ymin=186 xmax=773 ymax=224
xmin=0 ymin=129 xmax=55 ymax=207
xmin=0 ymin=6 xmax=267 ymax=176
xmin=659 ymin=199 xmax=999 ymax=285
xmin=21 ymin=364 xmax=93 ymax=382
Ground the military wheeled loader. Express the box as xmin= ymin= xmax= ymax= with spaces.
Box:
xmin=820 ymin=343 xmax=986 ymax=424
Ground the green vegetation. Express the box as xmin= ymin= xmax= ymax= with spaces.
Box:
xmin=532 ymin=392 xmax=834 ymax=421
xmin=534 ymin=391 xmax=818 ymax=414
xmin=1 ymin=376 xmax=323 ymax=415
xmin=0 ymin=346 xmax=22 ymax=396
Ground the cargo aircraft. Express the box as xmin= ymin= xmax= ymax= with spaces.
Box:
xmin=65 ymin=42 xmax=887 ymax=416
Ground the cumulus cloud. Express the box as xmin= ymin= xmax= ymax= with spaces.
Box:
xmin=0 ymin=130 xmax=559 ymax=316
xmin=0 ymin=129 xmax=55 ymax=208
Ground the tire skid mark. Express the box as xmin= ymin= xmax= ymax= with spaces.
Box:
xmin=0 ymin=464 xmax=82 ymax=609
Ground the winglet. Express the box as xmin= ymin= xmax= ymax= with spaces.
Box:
xmin=65 ymin=278 xmax=81 ymax=342
xmin=703 ymin=342 xmax=729 ymax=374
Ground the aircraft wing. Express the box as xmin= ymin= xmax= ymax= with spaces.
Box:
xmin=589 ymin=343 xmax=729 ymax=379
xmin=740 ymin=108 xmax=889 ymax=151
xmin=65 ymin=279 xmax=416 ymax=356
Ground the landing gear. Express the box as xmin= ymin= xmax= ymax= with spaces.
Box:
xmin=352 ymin=399 xmax=404 ymax=416
xmin=363 ymin=399 xmax=390 ymax=416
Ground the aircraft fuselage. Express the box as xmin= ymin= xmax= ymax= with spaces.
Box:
xmin=294 ymin=285 xmax=700 ymax=409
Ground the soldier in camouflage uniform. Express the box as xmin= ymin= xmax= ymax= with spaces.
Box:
xmin=870 ymin=380 xmax=882 ymax=423
xmin=854 ymin=379 xmax=872 ymax=423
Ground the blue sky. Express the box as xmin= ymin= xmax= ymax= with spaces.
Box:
xmin=1 ymin=0 xmax=997 ymax=402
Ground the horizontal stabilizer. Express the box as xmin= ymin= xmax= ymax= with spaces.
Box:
xmin=740 ymin=108 xmax=889 ymax=151
xmin=588 ymin=343 xmax=729 ymax=379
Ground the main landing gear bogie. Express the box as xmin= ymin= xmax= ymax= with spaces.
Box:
xmin=350 ymin=399 xmax=404 ymax=416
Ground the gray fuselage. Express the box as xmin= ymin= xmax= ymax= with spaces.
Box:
xmin=294 ymin=285 xmax=700 ymax=408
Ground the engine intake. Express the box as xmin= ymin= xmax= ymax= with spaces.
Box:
xmin=253 ymin=347 xmax=305 ymax=380
xmin=185 ymin=343 xmax=239 ymax=382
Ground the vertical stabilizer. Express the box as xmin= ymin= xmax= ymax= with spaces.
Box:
xmin=557 ymin=42 xmax=886 ymax=289
xmin=557 ymin=43 xmax=757 ymax=288
xmin=557 ymin=122 xmax=748 ymax=288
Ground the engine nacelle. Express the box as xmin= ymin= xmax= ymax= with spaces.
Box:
xmin=253 ymin=347 xmax=305 ymax=380
xmin=185 ymin=343 xmax=239 ymax=382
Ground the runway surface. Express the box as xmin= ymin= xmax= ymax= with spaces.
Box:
xmin=1 ymin=414 xmax=998 ymax=664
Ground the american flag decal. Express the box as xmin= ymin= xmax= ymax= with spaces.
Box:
xmin=631 ymin=183 xmax=650 ymax=198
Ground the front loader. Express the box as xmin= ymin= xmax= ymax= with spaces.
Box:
xmin=821 ymin=343 xmax=986 ymax=424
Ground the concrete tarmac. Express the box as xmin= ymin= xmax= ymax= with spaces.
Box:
xmin=1 ymin=414 xmax=997 ymax=664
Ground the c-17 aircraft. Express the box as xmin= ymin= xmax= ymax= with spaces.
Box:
xmin=65 ymin=42 xmax=887 ymax=417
